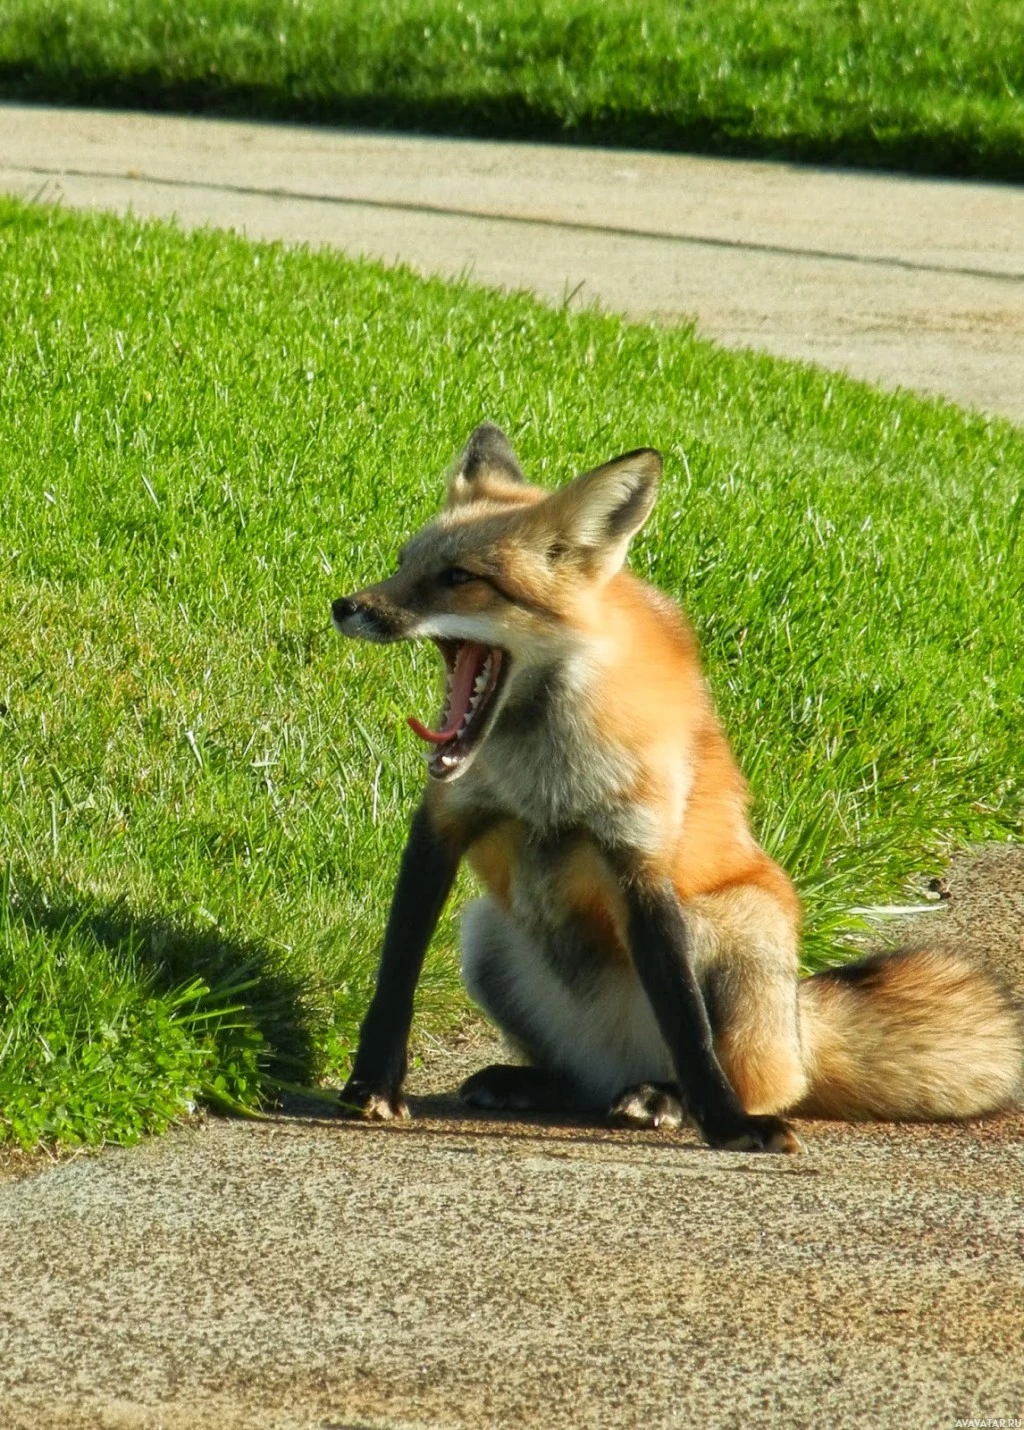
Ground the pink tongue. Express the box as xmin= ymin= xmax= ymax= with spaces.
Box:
xmin=407 ymin=642 xmax=490 ymax=744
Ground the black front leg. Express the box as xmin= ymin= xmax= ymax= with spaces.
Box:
xmin=625 ymin=878 xmax=801 ymax=1153
xmin=338 ymin=801 xmax=460 ymax=1120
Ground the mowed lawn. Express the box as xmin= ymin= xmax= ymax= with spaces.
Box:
xmin=0 ymin=197 xmax=1021 ymax=1149
xmin=1 ymin=0 xmax=1023 ymax=180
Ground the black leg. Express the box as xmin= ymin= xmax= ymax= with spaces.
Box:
xmin=338 ymin=802 xmax=460 ymax=1120
xmin=625 ymin=879 xmax=802 ymax=1153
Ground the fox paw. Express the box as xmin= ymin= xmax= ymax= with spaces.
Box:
xmin=460 ymin=1064 xmax=547 ymax=1110
xmin=335 ymin=1079 xmax=410 ymax=1122
xmin=458 ymin=1064 xmax=581 ymax=1114
xmin=707 ymin=1113 xmax=804 ymax=1155
xmin=609 ymin=1082 xmax=684 ymax=1130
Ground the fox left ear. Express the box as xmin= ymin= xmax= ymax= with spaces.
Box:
xmin=447 ymin=423 xmax=525 ymax=507
xmin=544 ymin=448 xmax=662 ymax=578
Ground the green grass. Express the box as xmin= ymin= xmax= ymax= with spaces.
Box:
xmin=2 ymin=0 xmax=1024 ymax=180
xmin=1 ymin=196 xmax=1021 ymax=1150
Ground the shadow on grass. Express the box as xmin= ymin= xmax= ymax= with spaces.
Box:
xmin=2 ymin=71 xmax=1023 ymax=184
xmin=3 ymin=866 xmax=321 ymax=1087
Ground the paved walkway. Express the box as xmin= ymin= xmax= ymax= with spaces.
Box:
xmin=2 ymin=103 xmax=1023 ymax=423
xmin=1 ymin=844 xmax=1022 ymax=1430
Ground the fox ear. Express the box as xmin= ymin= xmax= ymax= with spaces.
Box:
xmin=447 ymin=423 xmax=525 ymax=507
xmin=543 ymin=448 xmax=662 ymax=578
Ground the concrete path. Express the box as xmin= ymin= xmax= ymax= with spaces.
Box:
xmin=2 ymin=103 xmax=1023 ymax=423
xmin=1 ymin=844 xmax=1023 ymax=1430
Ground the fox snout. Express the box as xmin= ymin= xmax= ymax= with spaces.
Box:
xmin=331 ymin=590 xmax=410 ymax=643
xmin=330 ymin=594 xmax=362 ymax=632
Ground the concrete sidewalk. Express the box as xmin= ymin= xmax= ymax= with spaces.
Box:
xmin=2 ymin=103 xmax=1023 ymax=423
xmin=1 ymin=844 xmax=1023 ymax=1430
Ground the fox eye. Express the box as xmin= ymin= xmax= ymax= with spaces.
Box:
xmin=437 ymin=566 xmax=476 ymax=587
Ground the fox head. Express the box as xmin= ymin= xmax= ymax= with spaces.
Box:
xmin=332 ymin=423 xmax=662 ymax=781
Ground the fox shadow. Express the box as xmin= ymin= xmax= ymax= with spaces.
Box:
xmin=3 ymin=866 xmax=319 ymax=1087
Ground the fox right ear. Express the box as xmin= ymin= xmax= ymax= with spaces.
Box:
xmin=447 ymin=423 xmax=525 ymax=507
xmin=541 ymin=448 xmax=662 ymax=579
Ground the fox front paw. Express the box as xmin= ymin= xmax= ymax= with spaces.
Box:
xmin=335 ymin=1079 xmax=410 ymax=1122
xmin=706 ymin=1113 xmax=805 ymax=1155
xmin=609 ymin=1082 xmax=684 ymax=1130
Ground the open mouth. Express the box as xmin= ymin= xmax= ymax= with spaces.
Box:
xmin=407 ymin=640 xmax=509 ymax=780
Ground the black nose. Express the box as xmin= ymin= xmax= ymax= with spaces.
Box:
xmin=331 ymin=596 xmax=357 ymax=624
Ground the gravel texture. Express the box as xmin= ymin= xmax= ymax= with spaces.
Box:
xmin=0 ymin=845 xmax=1022 ymax=1430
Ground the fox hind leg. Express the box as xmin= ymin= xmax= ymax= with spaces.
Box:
xmin=701 ymin=941 xmax=808 ymax=1115
xmin=459 ymin=1062 xmax=589 ymax=1112
xmin=462 ymin=1068 xmax=686 ymax=1126
xmin=680 ymin=885 xmax=809 ymax=1117
xmin=462 ymin=899 xmax=686 ymax=1127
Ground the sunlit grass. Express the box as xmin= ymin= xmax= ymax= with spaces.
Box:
xmin=0 ymin=196 xmax=1020 ymax=1146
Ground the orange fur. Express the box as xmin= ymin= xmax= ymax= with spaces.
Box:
xmin=464 ymin=820 xmax=521 ymax=912
xmin=340 ymin=427 xmax=1022 ymax=1128
xmin=558 ymin=843 xmax=631 ymax=965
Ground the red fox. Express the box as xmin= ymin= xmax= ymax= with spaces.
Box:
xmin=331 ymin=424 xmax=1022 ymax=1152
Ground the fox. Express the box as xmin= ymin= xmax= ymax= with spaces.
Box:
xmin=330 ymin=423 xmax=1022 ymax=1153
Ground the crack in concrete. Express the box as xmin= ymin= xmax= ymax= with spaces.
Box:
xmin=14 ymin=162 xmax=1024 ymax=285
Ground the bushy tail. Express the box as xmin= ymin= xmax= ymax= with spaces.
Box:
xmin=796 ymin=949 xmax=1023 ymax=1120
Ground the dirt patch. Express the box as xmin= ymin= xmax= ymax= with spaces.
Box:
xmin=915 ymin=841 xmax=1024 ymax=989
xmin=0 ymin=1146 xmax=57 ymax=1182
